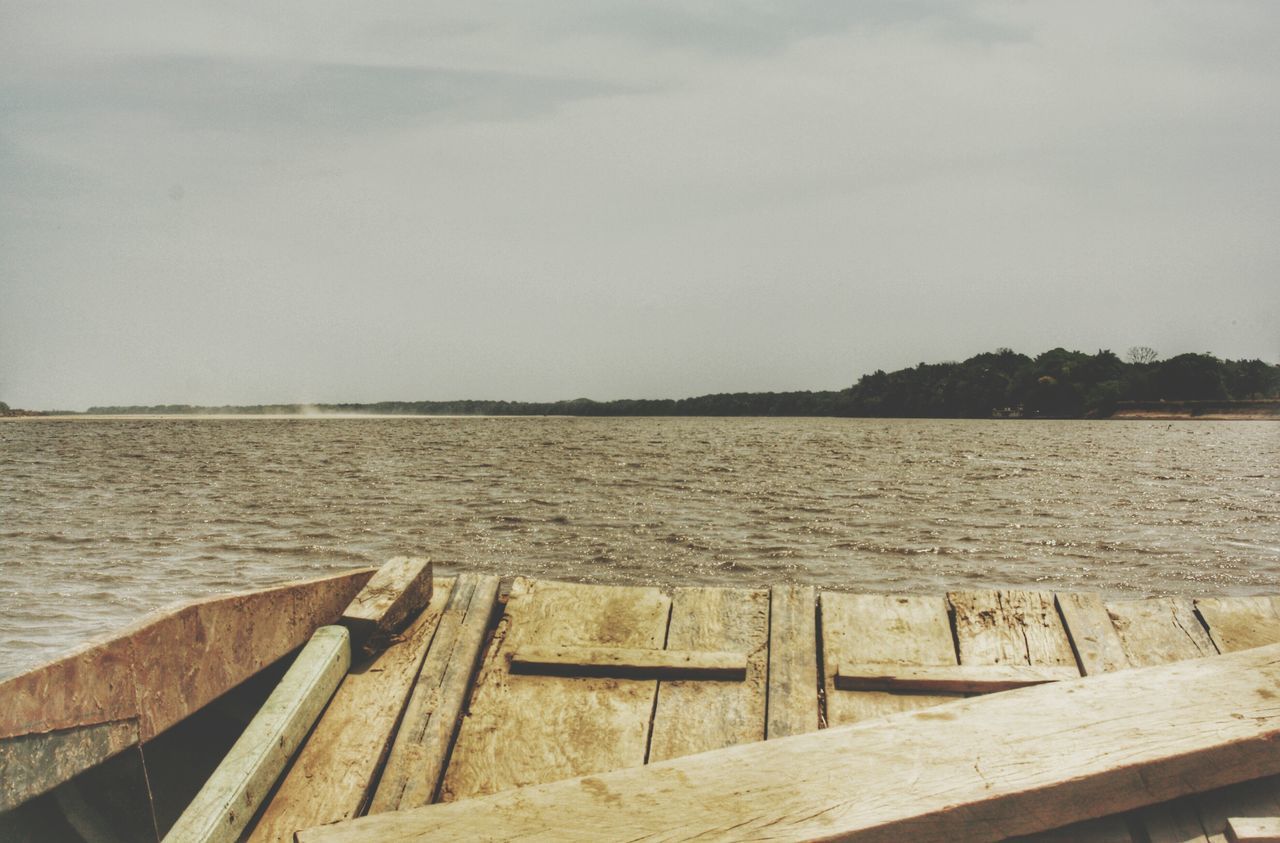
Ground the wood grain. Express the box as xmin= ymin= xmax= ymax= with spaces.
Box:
xmin=340 ymin=557 xmax=432 ymax=644
xmin=822 ymin=591 xmax=957 ymax=725
xmin=1107 ymin=597 xmax=1217 ymax=667
xmin=1057 ymin=592 xmax=1130 ymax=675
xmin=244 ymin=579 xmax=454 ymax=842
xmin=297 ymin=641 xmax=1280 ymax=843
xmin=510 ymin=644 xmax=748 ymax=680
xmin=647 ymin=587 xmax=767 ymax=763
xmin=367 ymin=573 xmax=500 ymax=813
xmin=436 ymin=578 xmax=671 ymax=802
xmin=766 ymin=584 xmax=818 ymax=739
xmin=161 ymin=626 xmax=350 ymax=843
xmin=1197 ymin=597 xmax=1280 ymax=653
xmin=949 ymin=590 xmax=1077 ymax=669
xmin=0 ymin=569 xmax=372 ymax=809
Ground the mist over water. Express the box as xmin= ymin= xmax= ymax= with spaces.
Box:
xmin=2 ymin=416 xmax=1278 ymax=678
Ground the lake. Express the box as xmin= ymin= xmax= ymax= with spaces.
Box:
xmin=1 ymin=416 xmax=1277 ymax=678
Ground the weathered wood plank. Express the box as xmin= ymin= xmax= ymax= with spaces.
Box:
xmin=244 ymin=579 xmax=454 ymax=842
xmin=1197 ymin=597 xmax=1280 ymax=653
xmin=648 ymin=587 xmax=768 ymax=763
xmin=436 ymin=578 xmax=670 ymax=802
xmin=835 ymin=662 xmax=1076 ymax=693
xmin=0 ymin=569 xmax=372 ymax=810
xmin=766 ymin=584 xmax=818 ymax=739
xmin=367 ymin=573 xmax=500 ymax=813
xmin=0 ymin=568 xmax=371 ymax=740
xmin=951 ymin=590 xmax=1124 ymax=843
xmin=161 ymin=626 xmax=351 ymax=843
xmin=340 ymin=557 xmax=432 ymax=645
xmin=950 ymin=590 xmax=1077 ymax=669
xmin=511 ymin=644 xmax=747 ymax=680
xmin=297 ymin=641 xmax=1280 ymax=843
xmin=822 ymin=591 xmax=956 ymax=725
xmin=1108 ymin=597 xmax=1219 ymax=843
xmin=1106 ymin=597 xmax=1217 ymax=667
xmin=0 ymin=721 xmax=140 ymax=813
xmin=1159 ymin=599 xmax=1280 ymax=843
xmin=1227 ymin=816 xmax=1280 ymax=843
xmin=1057 ymin=592 xmax=1130 ymax=675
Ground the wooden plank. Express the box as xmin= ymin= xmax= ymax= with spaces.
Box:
xmin=161 ymin=626 xmax=351 ymax=843
xmin=1197 ymin=597 xmax=1280 ymax=653
xmin=1107 ymin=597 xmax=1219 ymax=843
xmin=0 ymin=569 xmax=372 ymax=810
xmin=511 ymin=644 xmax=747 ymax=680
xmin=648 ymin=587 xmax=768 ymax=763
xmin=340 ymin=557 xmax=432 ymax=645
xmin=835 ymin=662 xmax=1076 ymax=693
xmin=822 ymin=591 xmax=956 ymax=725
xmin=436 ymin=578 xmax=670 ymax=802
xmin=950 ymin=590 xmax=1077 ymax=669
xmin=366 ymin=573 xmax=501 ymax=813
xmin=951 ymin=590 xmax=1125 ymax=843
xmin=1228 ymin=816 xmax=1280 ymax=842
xmin=766 ymin=584 xmax=818 ymax=738
xmin=0 ymin=721 xmax=140 ymax=813
xmin=297 ymin=640 xmax=1280 ymax=843
xmin=1106 ymin=597 xmax=1217 ymax=667
xmin=1057 ymin=592 xmax=1131 ymax=675
xmin=1164 ymin=599 xmax=1280 ymax=843
xmin=244 ymin=579 xmax=454 ymax=842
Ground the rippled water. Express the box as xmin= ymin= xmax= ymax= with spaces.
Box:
xmin=2 ymin=416 xmax=1278 ymax=678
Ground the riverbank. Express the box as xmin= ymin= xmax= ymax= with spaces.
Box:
xmin=1109 ymin=399 xmax=1280 ymax=420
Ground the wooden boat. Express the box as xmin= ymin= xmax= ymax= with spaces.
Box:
xmin=4 ymin=559 xmax=1280 ymax=842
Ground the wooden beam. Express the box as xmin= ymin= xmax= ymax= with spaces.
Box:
xmin=835 ymin=662 xmax=1077 ymax=693
xmin=340 ymin=557 xmax=432 ymax=646
xmin=366 ymin=573 xmax=501 ymax=813
xmin=1227 ymin=817 xmax=1280 ymax=843
xmin=161 ymin=626 xmax=350 ymax=843
xmin=297 ymin=641 xmax=1280 ymax=843
xmin=243 ymin=579 xmax=454 ymax=842
xmin=766 ymin=585 xmax=818 ymax=739
xmin=510 ymin=645 xmax=748 ymax=680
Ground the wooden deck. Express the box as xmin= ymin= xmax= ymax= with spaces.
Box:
xmin=251 ymin=576 xmax=1280 ymax=842
xmin=6 ymin=574 xmax=1280 ymax=841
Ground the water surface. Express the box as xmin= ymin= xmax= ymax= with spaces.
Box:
xmin=2 ymin=416 xmax=1277 ymax=678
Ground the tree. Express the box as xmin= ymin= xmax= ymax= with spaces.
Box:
xmin=1126 ymin=346 xmax=1159 ymax=365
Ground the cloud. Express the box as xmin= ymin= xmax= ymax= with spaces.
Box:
xmin=1 ymin=2 xmax=1278 ymax=408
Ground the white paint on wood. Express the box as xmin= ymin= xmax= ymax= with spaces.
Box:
xmin=296 ymin=642 xmax=1280 ymax=843
xmin=834 ymin=662 xmax=1076 ymax=693
xmin=161 ymin=625 xmax=350 ymax=843
xmin=510 ymin=644 xmax=748 ymax=679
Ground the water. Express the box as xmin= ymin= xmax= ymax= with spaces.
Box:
xmin=2 ymin=416 xmax=1278 ymax=678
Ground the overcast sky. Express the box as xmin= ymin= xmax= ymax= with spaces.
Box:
xmin=2 ymin=1 xmax=1278 ymax=409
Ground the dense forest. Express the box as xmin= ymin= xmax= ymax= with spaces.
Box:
xmin=82 ymin=348 xmax=1278 ymax=419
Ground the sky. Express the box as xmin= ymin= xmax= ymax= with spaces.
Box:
xmin=2 ymin=1 xmax=1278 ymax=410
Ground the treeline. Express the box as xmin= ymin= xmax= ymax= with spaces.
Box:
xmin=84 ymin=348 xmax=1278 ymax=419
